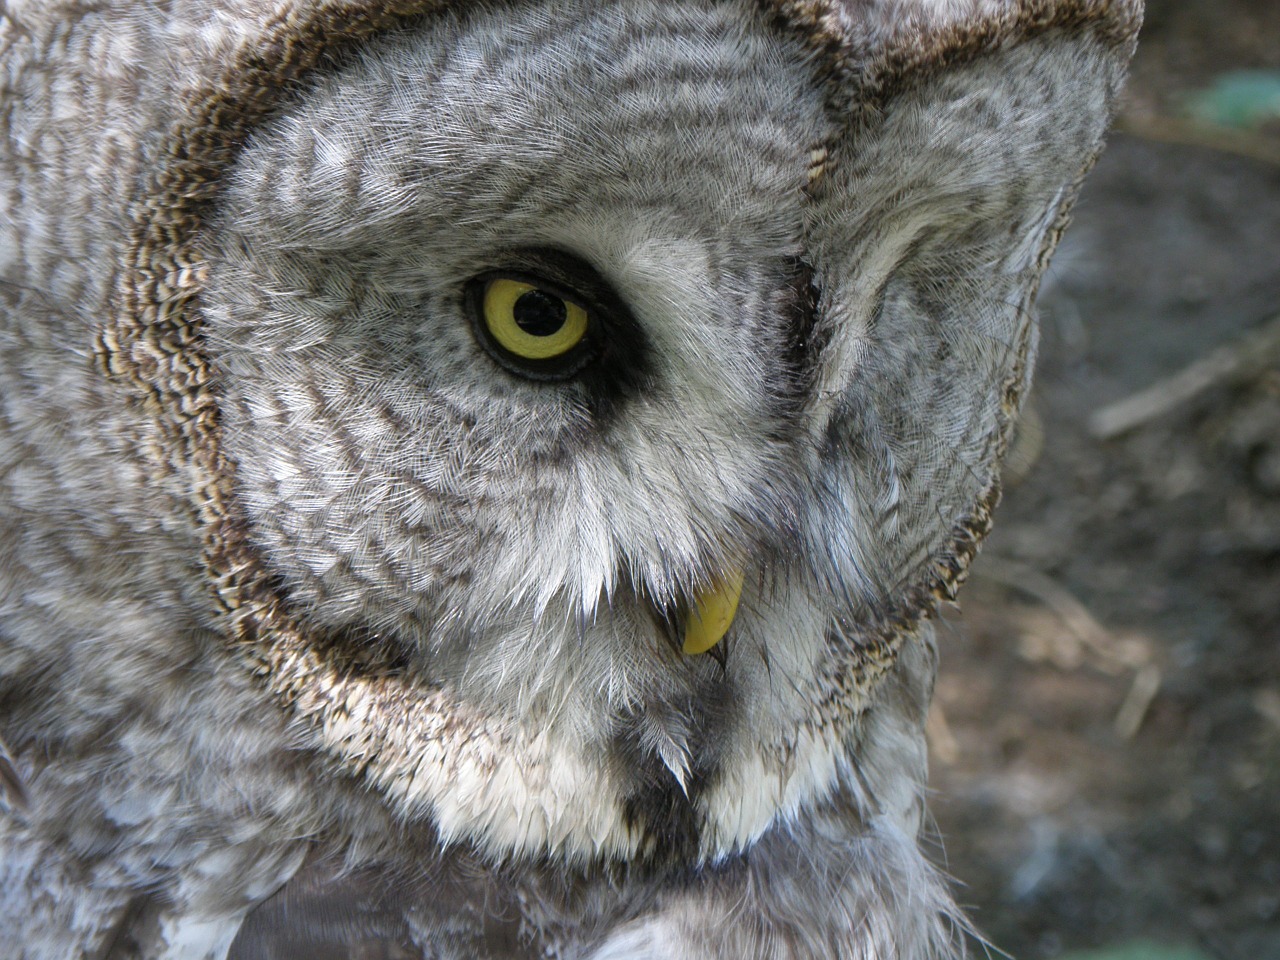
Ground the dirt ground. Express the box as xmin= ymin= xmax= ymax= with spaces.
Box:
xmin=929 ymin=2 xmax=1280 ymax=958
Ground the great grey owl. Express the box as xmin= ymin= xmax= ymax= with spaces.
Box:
xmin=0 ymin=0 xmax=1140 ymax=956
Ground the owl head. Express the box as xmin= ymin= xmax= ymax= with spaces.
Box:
xmin=97 ymin=0 xmax=1140 ymax=866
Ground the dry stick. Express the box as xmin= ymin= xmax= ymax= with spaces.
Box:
xmin=974 ymin=555 xmax=1120 ymax=665
xmin=1254 ymin=688 xmax=1280 ymax=731
xmin=925 ymin=702 xmax=960 ymax=766
xmin=1114 ymin=112 xmax=1280 ymax=168
xmin=1114 ymin=663 xmax=1163 ymax=741
xmin=1089 ymin=312 xmax=1280 ymax=440
xmin=974 ymin=556 xmax=1160 ymax=738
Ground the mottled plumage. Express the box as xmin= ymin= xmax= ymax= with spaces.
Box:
xmin=0 ymin=0 xmax=1139 ymax=956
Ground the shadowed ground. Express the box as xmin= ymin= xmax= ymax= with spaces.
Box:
xmin=931 ymin=2 xmax=1280 ymax=957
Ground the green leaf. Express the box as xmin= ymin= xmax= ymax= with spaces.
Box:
xmin=1059 ymin=941 xmax=1213 ymax=960
xmin=1184 ymin=70 xmax=1280 ymax=129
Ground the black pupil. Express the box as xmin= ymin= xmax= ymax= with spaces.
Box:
xmin=513 ymin=289 xmax=567 ymax=337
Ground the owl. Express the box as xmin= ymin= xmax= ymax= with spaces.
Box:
xmin=0 ymin=0 xmax=1139 ymax=957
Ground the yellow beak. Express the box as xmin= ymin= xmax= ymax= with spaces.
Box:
xmin=682 ymin=568 xmax=745 ymax=655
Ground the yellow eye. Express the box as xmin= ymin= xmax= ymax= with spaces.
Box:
xmin=482 ymin=278 xmax=589 ymax=361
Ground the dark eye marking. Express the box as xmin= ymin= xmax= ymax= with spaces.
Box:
xmin=462 ymin=248 xmax=653 ymax=414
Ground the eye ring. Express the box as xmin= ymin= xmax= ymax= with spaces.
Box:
xmin=465 ymin=271 xmax=600 ymax=381
xmin=483 ymin=278 xmax=588 ymax=360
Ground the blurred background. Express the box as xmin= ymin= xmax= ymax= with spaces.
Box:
xmin=931 ymin=2 xmax=1280 ymax=959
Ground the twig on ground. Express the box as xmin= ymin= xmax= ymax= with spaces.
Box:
xmin=975 ymin=556 xmax=1163 ymax=738
xmin=1089 ymin=312 xmax=1280 ymax=439
xmin=974 ymin=556 xmax=1125 ymax=668
xmin=1114 ymin=663 xmax=1163 ymax=740
xmin=926 ymin=702 xmax=960 ymax=766
xmin=1115 ymin=111 xmax=1280 ymax=167
xmin=1253 ymin=688 xmax=1280 ymax=731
